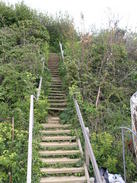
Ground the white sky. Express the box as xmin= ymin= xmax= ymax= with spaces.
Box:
xmin=3 ymin=0 xmax=137 ymax=32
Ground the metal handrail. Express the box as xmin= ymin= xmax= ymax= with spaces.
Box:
xmin=37 ymin=76 xmax=42 ymax=101
xmin=26 ymin=57 xmax=45 ymax=183
xmin=27 ymin=95 xmax=34 ymax=183
xmin=73 ymin=98 xmax=103 ymax=183
xmin=59 ymin=41 xmax=64 ymax=62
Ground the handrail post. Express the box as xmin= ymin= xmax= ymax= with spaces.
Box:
xmin=85 ymin=127 xmax=90 ymax=170
xmin=27 ymin=95 xmax=34 ymax=183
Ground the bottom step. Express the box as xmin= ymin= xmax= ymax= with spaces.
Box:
xmin=40 ymin=176 xmax=87 ymax=183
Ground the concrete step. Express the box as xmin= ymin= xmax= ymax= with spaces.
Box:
xmin=40 ymin=142 xmax=78 ymax=148
xmin=40 ymin=176 xmax=87 ymax=183
xmin=41 ymin=124 xmax=70 ymax=128
xmin=40 ymin=157 xmax=80 ymax=165
xmin=40 ymin=167 xmax=84 ymax=174
xmin=39 ymin=150 xmax=80 ymax=156
xmin=40 ymin=129 xmax=71 ymax=135
xmin=41 ymin=136 xmax=76 ymax=141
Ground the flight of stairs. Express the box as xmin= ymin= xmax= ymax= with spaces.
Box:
xmin=48 ymin=54 xmax=66 ymax=112
xmin=39 ymin=54 xmax=91 ymax=183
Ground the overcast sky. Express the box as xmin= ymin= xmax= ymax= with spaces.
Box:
xmin=3 ymin=0 xmax=137 ymax=32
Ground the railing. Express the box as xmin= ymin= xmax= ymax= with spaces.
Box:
xmin=26 ymin=57 xmax=45 ymax=183
xmin=37 ymin=76 xmax=42 ymax=100
xmin=130 ymin=91 xmax=137 ymax=159
xmin=119 ymin=126 xmax=137 ymax=183
xmin=59 ymin=41 xmax=64 ymax=62
xmin=73 ymin=98 xmax=104 ymax=183
xmin=27 ymin=95 xmax=34 ymax=183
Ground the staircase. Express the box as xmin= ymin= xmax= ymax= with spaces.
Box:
xmin=39 ymin=54 xmax=91 ymax=183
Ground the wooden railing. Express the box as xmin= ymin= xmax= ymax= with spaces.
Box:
xmin=73 ymin=98 xmax=104 ymax=183
xmin=26 ymin=57 xmax=45 ymax=183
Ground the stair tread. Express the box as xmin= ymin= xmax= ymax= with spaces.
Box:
xmin=41 ymin=136 xmax=76 ymax=141
xmin=40 ymin=129 xmax=71 ymax=134
xmin=40 ymin=167 xmax=84 ymax=174
xmin=48 ymin=96 xmax=66 ymax=99
xmin=39 ymin=150 xmax=80 ymax=156
xmin=49 ymin=90 xmax=64 ymax=93
xmin=40 ymin=142 xmax=77 ymax=147
xmin=48 ymin=117 xmax=60 ymax=120
xmin=40 ymin=176 xmax=86 ymax=183
xmin=49 ymin=93 xmax=65 ymax=96
xmin=48 ymin=107 xmax=66 ymax=111
xmin=50 ymin=102 xmax=67 ymax=106
xmin=40 ymin=157 xmax=80 ymax=164
xmin=48 ymin=99 xmax=67 ymax=102
xmin=41 ymin=124 xmax=70 ymax=128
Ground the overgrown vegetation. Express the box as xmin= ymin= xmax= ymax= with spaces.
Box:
xmin=0 ymin=2 xmax=50 ymax=182
xmin=59 ymin=21 xmax=137 ymax=182
xmin=0 ymin=1 xmax=137 ymax=182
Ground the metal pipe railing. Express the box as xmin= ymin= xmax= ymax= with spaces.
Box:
xmin=26 ymin=57 xmax=45 ymax=183
xmin=73 ymin=98 xmax=103 ymax=183
xmin=37 ymin=76 xmax=42 ymax=101
xmin=59 ymin=41 xmax=64 ymax=62
xmin=27 ymin=95 xmax=34 ymax=183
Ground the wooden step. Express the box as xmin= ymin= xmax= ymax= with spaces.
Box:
xmin=46 ymin=121 xmax=60 ymax=124
xmin=40 ymin=176 xmax=86 ymax=183
xmin=40 ymin=129 xmax=71 ymax=135
xmin=50 ymin=103 xmax=67 ymax=107
xmin=50 ymin=84 xmax=62 ymax=86
xmin=40 ymin=157 xmax=80 ymax=164
xmin=48 ymin=99 xmax=67 ymax=103
xmin=49 ymin=93 xmax=65 ymax=96
xmin=51 ymin=72 xmax=59 ymax=74
xmin=51 ymin=82 xmax=62 ymax=85
xmin=40 ymin=167 xmax=84 ymax=174
xmin=48 ymin=96 xmax=66 ymax=99
xmin=48 ymin=107 xmax=66 ymax=111
xmin=41 ymin=136 xmax=76 ymax=141
xmin=50 ymin=73 xmax=59 ymax=75
xmin=41 ymin=124 xmax=70 ymax=128
xmin=48 ymin=117 xmax=60 ymax=120
xmin=52 ymin=78 xmax=61 ymax=81
xmin=49 ymin=90 xmax=65 ymax=94
xmin=39 ymin=150 xmax=80 ymax=156
xmin=40 ymin=142 xmax=78 ymax=148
